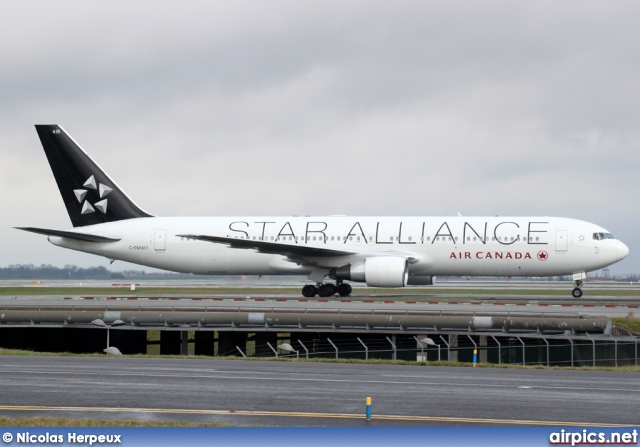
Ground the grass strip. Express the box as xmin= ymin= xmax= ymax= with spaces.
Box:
xmin=613 ymin=317 xmax=640 ymax=334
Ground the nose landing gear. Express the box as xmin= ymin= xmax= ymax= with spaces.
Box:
xmin=572 ymin=279 xmax=584 ymax=298
xmin=571 ymin=273 xmax=586 ymax=298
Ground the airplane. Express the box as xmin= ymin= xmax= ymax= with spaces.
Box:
xmin=17 ymin=125 xmax=629 ymax=298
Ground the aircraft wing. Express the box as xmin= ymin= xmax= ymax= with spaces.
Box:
xmin=177 ymin=234 xmax=357 ymax=258
xmin=178 ymin=234 xmax=420 ymax=270
xmin=15 ymin=227 xmax=121 ymax=243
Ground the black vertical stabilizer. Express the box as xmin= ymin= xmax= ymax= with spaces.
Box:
xmin=35 ymin=125 xmax=153 ymax=227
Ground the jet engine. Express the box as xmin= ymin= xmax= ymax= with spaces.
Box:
xmin=334 ymin=257 xmax=408 ymax=287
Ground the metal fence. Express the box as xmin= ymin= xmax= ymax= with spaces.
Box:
xmin=251 ymin=333 xmax=639 ymax=367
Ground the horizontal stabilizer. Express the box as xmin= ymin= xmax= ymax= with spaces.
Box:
xmin=15 ymin=227 xmax=121 ymax=243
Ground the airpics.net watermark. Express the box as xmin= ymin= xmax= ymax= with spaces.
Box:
xmin=549 ymin=429 xmax=638 ymax=446
xmin=3 ymin=432 xmax=121 ymax=445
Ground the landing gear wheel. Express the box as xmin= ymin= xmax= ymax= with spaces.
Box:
xmin=318 ymin=284 xmax=334 ymax=297
xmin=337 ymin=283 xmax=352 ymax=297
xmin=572 ymin=287 xmax=583 ymax=298
xmin=302 ymin=284 xmax=317 ymax=298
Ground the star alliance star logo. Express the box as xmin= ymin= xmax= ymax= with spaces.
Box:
xmin=73 ymin=175 xmax=112 ymax=215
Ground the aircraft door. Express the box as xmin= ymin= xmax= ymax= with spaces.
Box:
xmin=154 ymin=229 xmax=166 ymax=251
xmin=555 ymin=230 xmax=568 ymax=252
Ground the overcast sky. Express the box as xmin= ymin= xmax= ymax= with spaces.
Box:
xmin=1 ymin=1 xmax=638 ymax=275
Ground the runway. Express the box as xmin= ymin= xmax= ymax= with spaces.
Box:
xmin=0 ymin=356 xmax=637 ymax=426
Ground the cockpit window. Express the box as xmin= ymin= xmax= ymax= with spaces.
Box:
xmin=593 ymin=232 xmax=615 ymax=240
xmin=605 ymin=233 xmax=614 ymax=239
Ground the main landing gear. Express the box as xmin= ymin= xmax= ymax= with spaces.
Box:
xmin=301 ymin=281 xmax=352 ymax=298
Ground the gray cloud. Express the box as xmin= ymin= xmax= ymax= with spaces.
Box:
xmin=1 ymin=1 xmax=638 ymax=274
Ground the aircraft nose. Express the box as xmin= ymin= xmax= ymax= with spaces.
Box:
xmin=617 ymin=241 xmax=630 ymax=261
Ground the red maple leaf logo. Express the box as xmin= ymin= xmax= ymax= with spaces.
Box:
xmin=537 ymin=251 xmax=548 ymax=261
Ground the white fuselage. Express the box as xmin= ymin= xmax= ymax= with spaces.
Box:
xmin=47 ymin=216 xmax=629 ymax=279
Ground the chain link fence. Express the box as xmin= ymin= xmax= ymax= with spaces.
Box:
xmin=249 ymin=333 xmax=639 ymax=367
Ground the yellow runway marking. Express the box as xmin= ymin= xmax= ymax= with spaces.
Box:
xmin=0 ymin=405 xmax=631 ymax=427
